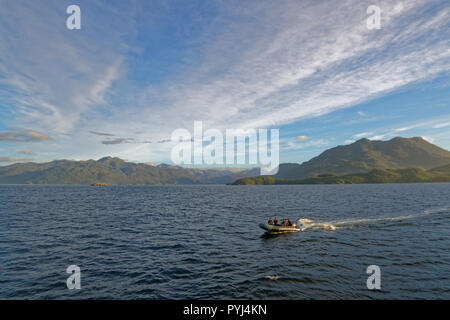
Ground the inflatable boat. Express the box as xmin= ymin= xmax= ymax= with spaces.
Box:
xmin=259 ymin=223 xmax=301 ymax=234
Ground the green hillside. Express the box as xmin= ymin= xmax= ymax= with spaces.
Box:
xmin=231 ymin=166 xmax=450 ymax=185
xmin=0 ymin=157 xmax=259 ymax=185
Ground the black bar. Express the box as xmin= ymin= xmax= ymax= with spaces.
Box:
xmin=0 ymin=300 xmax=447 ymax=319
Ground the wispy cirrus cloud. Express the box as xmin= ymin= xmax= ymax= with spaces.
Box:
xmin=17 ymin=150 xmax=35 ymax=155
xmin=89 ymin=131 xmax=115 ymax=137
xmin=135 ymin=0 xmax=449 ymax=132
xmin=0 ymin=0 xmax=127 ymax=134
xmin=0 ymin=129 xmax=51 ymax=142
xmin=101 ymin=138 xmax=134 ymax=145
xmin=100 ymin=137 xmax=157 ymax=145
xmin=352 ymin=132 xmax=373 ymax=139
xmin=285 ymin=138 xmax=328 ymax=150
xmin=0 ymin=0 xmax=449 ymax=163
xmin=350 ymin=115 xmax=450 ymax=142
xmin=433 ymin=121 xmax=450 ymax=129
xmin=0 ymin=157 xmax=34 ymax=163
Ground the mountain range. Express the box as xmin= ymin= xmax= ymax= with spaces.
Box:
xmin=1 ymin=137 xmax=450 ymax=185
xmin=0 ymin=156 xmax=259 ymax=185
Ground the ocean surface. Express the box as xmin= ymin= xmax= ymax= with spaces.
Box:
xmin=0 ymin=183 xmax=449 ymax=299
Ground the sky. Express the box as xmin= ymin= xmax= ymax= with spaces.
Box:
xmin=0 ymin=0 xmax=449 ymax=166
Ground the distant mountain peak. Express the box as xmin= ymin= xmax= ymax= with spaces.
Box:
xmin=97 ymin=156 xmax=122 ymax=162
xmin=273 ymin=136 xmax=450 ymax=180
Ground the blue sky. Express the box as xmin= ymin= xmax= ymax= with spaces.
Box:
xmin=0 ymin=0 xmax=449 ymax=165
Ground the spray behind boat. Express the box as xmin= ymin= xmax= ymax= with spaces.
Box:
xmin=296 ymin=207 xmax=450 ymax=231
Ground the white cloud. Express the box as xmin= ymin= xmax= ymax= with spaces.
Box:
xmin=285 ymin=139 xmax=328 ymax=150
xmin=1 ymin=0 xmax=449 ymax=163
xmin=433 ymin=121 xmax=450 ymax=129
xmin=0 ymin=1 xmax=126 ymax=133
xmin=352 ymin=132 xmax=372 ymax=138
xmin=368 ymin=134 xmax=387 ymax=140
xmin=160 ymin=0 xmax=448 ymax=130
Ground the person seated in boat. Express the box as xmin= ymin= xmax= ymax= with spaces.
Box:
xmin=268 ymin=218 xmax=274 ymax=225
xmin=274 ymin=217 xmax=279 ymax=225
xmin=282 ymin=219 xmax=288 ymax=226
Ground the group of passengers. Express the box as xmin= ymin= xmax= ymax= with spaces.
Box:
xmin=267 ymin=217 xmax=295 ymax=227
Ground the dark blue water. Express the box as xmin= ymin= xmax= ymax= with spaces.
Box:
xmin=0 ymin=183 xmax=449 ymax=299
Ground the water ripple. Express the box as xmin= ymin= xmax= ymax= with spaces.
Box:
xmin=0 ymin=184 xmax=449 ymax=299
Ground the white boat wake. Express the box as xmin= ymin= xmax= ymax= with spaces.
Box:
xmin=297 ymin=207 xmax=450 ymax=231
